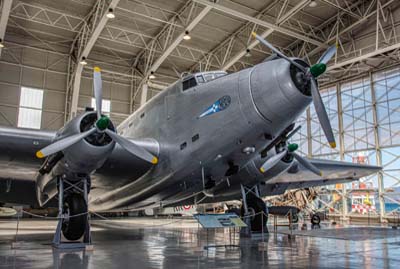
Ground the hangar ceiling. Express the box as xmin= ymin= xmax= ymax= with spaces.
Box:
xmin=1 ymin=0 xmax=400 ymax=121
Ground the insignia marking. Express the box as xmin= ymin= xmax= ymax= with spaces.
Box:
xmin=199 ymin=95 xmax=231 ymax=118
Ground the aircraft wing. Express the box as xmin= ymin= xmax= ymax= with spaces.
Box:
xmin=0 ymin=126 xmax=157 ymax=207
xmin=0 ymin=126 xmax=55 ymax=206
xmin=265 ymin=158 xmax=381 ymax=192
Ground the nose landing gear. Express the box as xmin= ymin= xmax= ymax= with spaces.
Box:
xmin=53 ymin=177 xmax=92 ymax=249
xmin=62 ymin=193 xmax=87 ymax=241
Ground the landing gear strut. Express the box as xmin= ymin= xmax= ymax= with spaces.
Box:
xmin=53 ymin=177 xmax=91 ymax=249
xmin=240 ymin=184 xmax=267 ymax=236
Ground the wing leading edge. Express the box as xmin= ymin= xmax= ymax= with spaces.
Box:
xmin=266 ymin=158 xmax=381 ymax=192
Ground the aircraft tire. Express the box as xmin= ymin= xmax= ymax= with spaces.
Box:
xmin=62 ymin=193 xmax=87 ymax=241
xmin=311 ymin=214 xmax=321 ymax=225
xmin=291 ymin=213 xmax=299 ymax=223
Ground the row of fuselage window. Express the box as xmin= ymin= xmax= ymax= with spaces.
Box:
xmin=180 ymin=133 xmax=199 ymax=150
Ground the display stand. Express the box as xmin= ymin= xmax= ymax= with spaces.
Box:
xmin=53 ymin=177 xmax=92 ymax=250
xmin=194 ymin=213 xmax=246 ymax=250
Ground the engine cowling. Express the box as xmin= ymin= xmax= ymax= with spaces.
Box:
xmin=57 ymin=111 xmax=116 ymax=174
xmin=249 ymin=58 xmax=312 ymax=130
xmin=36 ymin=111 xmax=117 ymax=206
xmin=252 ymin=145 xmax=293 ymax=182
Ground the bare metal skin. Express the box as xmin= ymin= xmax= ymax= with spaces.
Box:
xmin=0 ymin=58 xmax=380 ymax=211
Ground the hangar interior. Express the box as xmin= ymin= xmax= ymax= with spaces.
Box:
xmin=1 ymin=0 xmax=400 ymax=221
xmin=1 ymin=0 xmax=400 ymax=267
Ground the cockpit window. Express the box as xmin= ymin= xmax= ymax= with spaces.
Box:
xmin=182 ymin=71 xmax=227 ymax=91
xmin=196 ymin=75 xmax=205 ymax=83
xmin=203 ymin=72 xmax=226 ymax=82
xmin=182 ymin=77 xmax=197 ymax=91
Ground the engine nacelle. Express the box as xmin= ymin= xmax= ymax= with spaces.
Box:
xmin=56 ymin=112 xmax=116 ymax=174
xmin=250 ymin=147 xmax=293 ymax=182
xmin=36 ymin=111 xmax=116 ymax=206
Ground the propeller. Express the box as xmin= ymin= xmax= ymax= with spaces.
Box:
xmin=251 ymin=32 xmax=336 ymax=148
xmin=259 ymin=142 xmax=322 ymax=176
xmin=93 ymin=67 xmax=103 ymax=120
xmin=36 ymin=67 xmax=158 ymax=165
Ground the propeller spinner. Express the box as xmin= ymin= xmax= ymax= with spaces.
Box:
xmin=36 ymin=67 xmax=158 ymax=165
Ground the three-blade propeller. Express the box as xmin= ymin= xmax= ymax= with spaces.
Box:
xmin=260 ymin=143 xmax=322 ymax=177
xmin=36 ymin=67 xmax=158 ymax=165
xmin=259 ymin=127 xmax=322 ymax=176
xmin=251 ymin=32 xmax=336 ymax=148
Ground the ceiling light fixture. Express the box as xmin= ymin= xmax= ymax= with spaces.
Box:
xmin=183 ymin=31 xmax=191 ymax=40
xmin=80 ymin=57 xmax=88 ymax=65
xmin=149 ymin=71 xmax=156 ymax=79
xmin=106 ymin=8 xmax=115 ymax=19
xmin=309 ymin=0 xmax=317 ymax=7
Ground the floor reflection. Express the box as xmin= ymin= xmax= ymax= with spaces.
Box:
xmin=52 ymin=249 xmax=90 ymax=269
xmin=1 ymin=219 xmax=400 ymax=268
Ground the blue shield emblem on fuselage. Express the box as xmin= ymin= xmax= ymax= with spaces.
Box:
xmin=198 ymin=95 xmax=231 ymax=118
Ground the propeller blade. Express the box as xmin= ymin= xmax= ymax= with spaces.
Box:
xmin=104 ymin=129 xmax=158 ymax=164
xmin=251 ymin=32 xmax=307 ymax=72
xmin=286 ymin=125 xmax=302 ymax=140
xmin=310 ymin=79 xmax=336 ymax=148
xmin=291 ymin=152 xmax=322 ymax=176
xmin=36 ymin=128 xmax=96 ymax=158
xmin=93 ymin=67 xmax=103 ymax=120
xmin=317 ymin=45 xmax=337 ymax=65
xmin=260 ymin=150 xmax=287 ymax=173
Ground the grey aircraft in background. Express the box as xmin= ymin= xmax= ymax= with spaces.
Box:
xmin=0 ymin=33 xmax=380 ymax=240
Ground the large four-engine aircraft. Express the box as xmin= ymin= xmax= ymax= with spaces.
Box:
xmin=0 ymin=33 xmax=380 ymax=240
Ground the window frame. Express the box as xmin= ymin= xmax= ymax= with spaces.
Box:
xmin=17 ymin=87 xmax=44 ymax=129
xmin=91 ymin=97 xmax=111 ymax=116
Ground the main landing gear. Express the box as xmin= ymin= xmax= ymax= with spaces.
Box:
xmin=53 ymin=177 xmax=91 ymax=249
xmin=240 ymin=185 xmax=268 ymax=236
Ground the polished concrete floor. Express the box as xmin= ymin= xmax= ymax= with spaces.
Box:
xmin=1 ymin=218 xmax=400 ymax=268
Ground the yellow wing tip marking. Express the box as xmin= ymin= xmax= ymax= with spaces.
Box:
xmin=151 ymin=157 xmax=158 ymax=164
xmin=329 ymin=142 xmax=336 ymax=148
xmin=251 ymin=31 xmax=257 ymax=38
xmin=36 ymin=151 xmax=44 ymax=158
xmin=260 ymin=167 xmax=265 ymax=173
xmin=94 ymin=66 xmax=101 ymax=72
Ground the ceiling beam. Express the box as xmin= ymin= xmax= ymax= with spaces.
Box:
xmin=328 ymin=42 xmax=400 ymax=71
xmin=132 ymin=1 xmax=212 ymax=106
xmin=0 ymin=0 xmax=12 ymax=57
xmin=305 ymin=0 xmax=396 ymax=60
xmin=69 ymin=0 xmax=120 ymax=119
xmin=320 ymin=0 xmax=362 ymax=19
xmin=193 ymin=0 xmax=326 ymax=47
xmin=145 ymin=5 xmax=211 ymax=79
xmin=222 ymin=0 xmax=310 ymax=71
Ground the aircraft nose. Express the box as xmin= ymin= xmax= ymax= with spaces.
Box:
xmin=249 ymin=59 xmax=312 ymax=127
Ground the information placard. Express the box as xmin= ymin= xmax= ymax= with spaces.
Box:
xmin=194 ymin=213 xmax=247 ymax=228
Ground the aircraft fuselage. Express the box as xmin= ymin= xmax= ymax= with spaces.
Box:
xmin=89 ymin=58 xmax=312 ymax=211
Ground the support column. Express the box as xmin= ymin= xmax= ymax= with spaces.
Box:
xmin=306 ymin=107 xmax=312 ymax=158
xmin=370 ymin=71 xmax=386 ymax=222
xmin=336 ymin=83 xmax=348 ymax=220
xmin=140 ymin=83 xmax=148 ymax=107
xmin=0 ymin=0 xmax=12 ymax=57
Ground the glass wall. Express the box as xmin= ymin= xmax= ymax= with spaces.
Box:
xmin=292 ymin=66 xmax=400 ymax=220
